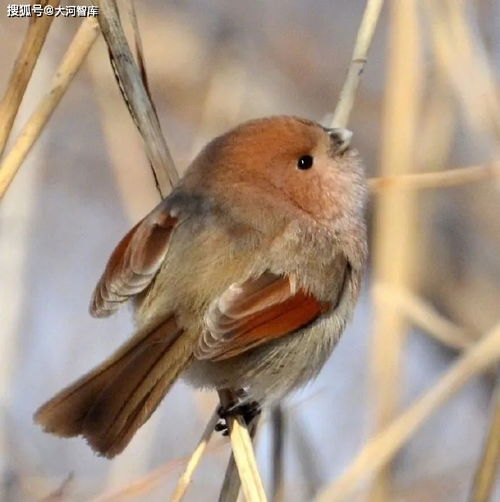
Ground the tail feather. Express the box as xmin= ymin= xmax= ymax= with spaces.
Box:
xmin=34 ymin=317 xmax=192 ymax=457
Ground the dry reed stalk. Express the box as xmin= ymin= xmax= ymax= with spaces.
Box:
xmin=170 ymin=411 xmax=219 ymax=502
xmin=218 ymin=448 xmax=241 ymax=502
xmin=93 ymin=2 xmax=186 ymax=493
xmin=218 ymin=390 xmax=267 ymax=502
xmin=369 ymin=0 xmax=422 ymax=499
xmin=219 ymin=418 xmax=261 ymax=502
xmin=0 ymin=0 xmax=60 ymax=158
xmin=444 ymin=0 xmax=500 ymax=142
xmin=87 ymin=52 xmax=158 ymax=222
xmin=315 ymin=321 xmax=500 ymax=502
xmin=116 ymin=391 xmax=321 ymax=502
xmin=374 ymin=283 xmax=473 ymax=351
xmin=423 ymin=0 xmax=500 ymax=144
xmin=368 ymin=162 xmax=500 ymax=192
xmin=96 ymin=0 xmax=178 ymax=196
xmin=270 ymin=406 xmax=285 ymax=502
xmin=416 ymin=75 xmax=455 ymax=174
xmin=469 ymin=369 xmax=500 ymax=502
xmin=123 ymin=0 xmax=151 ymax=95
xmin=330 ymin=0 xmax=385 ymax=128
xmin=0 ymin=17 xmax=99 ymax=199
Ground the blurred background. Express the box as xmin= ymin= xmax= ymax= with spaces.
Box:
xmin=0 ymin=1 xmax=499 ymax=501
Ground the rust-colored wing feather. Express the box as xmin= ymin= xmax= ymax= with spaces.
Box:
xmin=196 ymin=272 xmax=330 ymax=361
xmin=90 ymin=200 xmax=179 ymax=318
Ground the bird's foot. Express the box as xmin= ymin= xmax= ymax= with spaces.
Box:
xmin=215 ymin=401 xmax=261 ymax=436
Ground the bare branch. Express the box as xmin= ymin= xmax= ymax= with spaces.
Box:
xmin=331 ymin=0 xmax=385 ymax=128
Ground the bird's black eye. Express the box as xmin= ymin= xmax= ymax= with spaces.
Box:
xmin=297 ymin=155 xmax=313 ymax=170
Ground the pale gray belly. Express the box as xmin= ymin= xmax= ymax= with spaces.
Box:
xmin=183 ymin=311 xmax=346 ymax=403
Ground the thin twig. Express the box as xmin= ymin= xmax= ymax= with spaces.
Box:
xmin=0 ymin=17 xmax=99 ymax=199
xmin=97 ymin=0 xmax=179 ymax=196
xmin=469 ymin=368 xmax=500 ymax=502
xmin=170 ymin=411 xmax=219 ymax=502
xmin=0 ymin=0 xmax=60 ymax=158
xmin=331 ymin=0 xmax=385 ymax=128
xmin=218 ymin=390 xmax=267 ymax=502
xmin=315 ymin=321 xmax=500 ymax=502
xmin=368 ymin=163 xmax=500 ymax=192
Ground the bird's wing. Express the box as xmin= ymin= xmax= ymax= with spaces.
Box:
xmin=195 ymin=271 xmax=335 ymax=361
xmin=90 ymin=198 xmax=181 ymax=318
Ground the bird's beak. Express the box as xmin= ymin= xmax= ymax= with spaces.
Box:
xmin=325 ymin=127 xmax=353 ymax=154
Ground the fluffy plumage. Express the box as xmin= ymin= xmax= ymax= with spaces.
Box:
xmin=35 ymin=116 xmax=367 ymax=457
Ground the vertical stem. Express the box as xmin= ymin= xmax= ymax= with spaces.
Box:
xmin=218 ymin=390 xmax=266 ymax=502
xmin=369 ymin=0 xmax=422 ymax=499
xmin=270 ymin=406 xmax=285 ymax=502
xmin=97 ymin=0 xmax=179 ymax=196
xmin=469 ymin=368 xmax=500 ymax=502
xmin=219 ymin=419 xmax=260 ymax=502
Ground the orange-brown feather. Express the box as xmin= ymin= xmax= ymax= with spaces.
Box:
xmin=196 ymin=272 xmax=330 ymax=361
xmin=90 ymin=204 xmax=178 ymax=317
xmin=34 ymin=317 xmax=190 ymax=457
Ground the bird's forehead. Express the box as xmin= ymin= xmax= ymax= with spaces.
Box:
xmin=230 ymin=117 xmax=322 ymax=152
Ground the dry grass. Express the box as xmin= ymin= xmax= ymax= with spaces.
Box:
xmin=0 ymin=17 xmax=99 ymax=198
xmin=0 ymin=0 xmax=61 ymax=157
xmin=315 ymin=322 xmax=500 ymax=502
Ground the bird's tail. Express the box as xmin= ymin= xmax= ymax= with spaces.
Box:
xmin=34 ymin=317 xmax=192 ymax=457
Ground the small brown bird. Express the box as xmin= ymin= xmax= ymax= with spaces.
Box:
xmin=35 ymin=116 xmax=367 ymax=457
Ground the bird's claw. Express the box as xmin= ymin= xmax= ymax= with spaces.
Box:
xmin=215 ymin=400 xmax=261 ymax=435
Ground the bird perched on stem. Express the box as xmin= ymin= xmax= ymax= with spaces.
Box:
xmin=35 ymin=116 xmax=367 ymax=457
